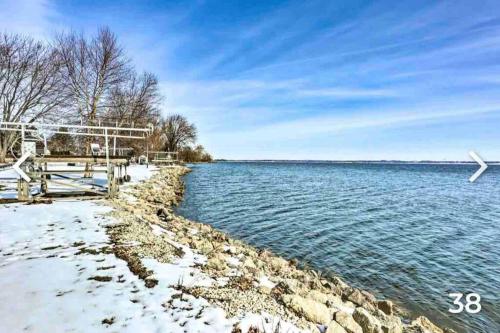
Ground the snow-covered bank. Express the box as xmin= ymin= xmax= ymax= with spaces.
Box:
xmin=0 ymin=166 xmax=303 ymax=332
xmin=0 ymin=165 xmax=453 ymax=333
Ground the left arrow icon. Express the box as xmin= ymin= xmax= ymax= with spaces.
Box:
xmin=13 ymin=152 xmax=32 ymax=182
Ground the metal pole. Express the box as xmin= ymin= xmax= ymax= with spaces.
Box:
xmin=113 ymin=121 xmax=117 ymax=155
xmin=146 ymin=135 xmax=149 ymax=168
xmin=105 ymin=128 xmax=110 ymax=169
xmin=21 ymin=125 xmax=25 ymax=155
xmin=43 ymin=134 xmax=48 ymax=155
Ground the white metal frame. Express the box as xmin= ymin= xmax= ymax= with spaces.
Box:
xmin=0 ymin=121 xmax=152 ymax=139
xmin=149 ymin=151 xmax=178 ymax=164
xmin=0 ymin=121 xmax=152 ymax=168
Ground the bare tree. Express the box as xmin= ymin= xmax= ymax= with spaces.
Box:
xmin=105 ymin=71 xmax=161 ymax=155
xmin=107 ymin=71 xmax=161 ymax=127
xmin=178 ymin=144 xmax=213 ymax=162
xmin=161 ymin=114 xmax=197 ymax=152
xmin=148 ymin=124 xmax=166 ymax=152
xmin=55 ymin=27 xmax=129 ymax=154
xmin=0 ymin=33 xmax=67 ymax=162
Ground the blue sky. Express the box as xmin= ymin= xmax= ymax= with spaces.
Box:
xmin=2 ymin=0 xmax=500 ymax=160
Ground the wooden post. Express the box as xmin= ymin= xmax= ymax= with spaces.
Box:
xmin=40 ymin=162 xmax=47 ymax=194
xmin=17 ymin=179 xmax=29 ymax=201
xmin=118 ymin=165 xmax=122 ymax=184
xmin=107 ymin=164 xmax=114 ymax=198
xmin=41 ymin=178 xmax=48 ymax=194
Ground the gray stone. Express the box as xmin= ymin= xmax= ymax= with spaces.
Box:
xmin=327 ymin=295 xmax=355 ymax=314
xmin=410 ymin=316 xmax=444 ymax=333
xmin=378 ymin=300 xmax=393 ymax=315
xmin=353 ymin=307 xmax=383 ymax=333
xmin=326 ymin=320 xmax=348 ymax=333
xmin=379 ymin=313 xmax=402 ymax=333
xmin=348 ymin=290 xmax=366 ymax=306
xmin=307 ymin=290 xmax=330 ymax=304
xmin=335 ymin=311 xmax=363 ymax=333
xmin=282 ymin=294 xmax=332 ymax=325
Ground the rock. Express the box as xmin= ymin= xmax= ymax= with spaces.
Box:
xmin=308 ymin=290 xmax=330 ymax=304
xmin=224 ymin=246 xmax=237 ymax=255
xmin=381 ymin=316 xmax=402 ymax=333
xmin=334 ymin=311 xmax=363 ymax=333
xmin=282 ymin=278 xmax=302 ymax=294
xmin=255 ymin=259 xmax=265 ymax=268
xmin=156 ymin=207 xmax=169 ymax=219
xmin=272 ymin=280 xmax=297 ymax=296
xmin=411 ymin=316 xmax=443 ymax=333
xmin=327 ymin=295 xmax=355 ymax=314
xmin=258 ymin=249 xmax=272 ymax=259
xmin=193 ymin=239 xmax=214 ymax=255
xmin=258 ymin=286 xmax=272 ymax=295
xmin=242 ymin=257 xmax=256 ymax=269
xmin=178 ymin=237 xmax=190 ymax=244
xmin=362 ymin=290 xmax=377 ymax=303
xmin=352 ymin=307 xmax=383 ymax=333
xmin=331 ymin=276 xmax=350 ymax=291
xmin=306 ymin=323 xmax=321 ymax=333
xmin=246 ymin=249 xmax=258 ymax=258
xmin=281 ymin=294 xmax=332 ymax=325
xmin=375 ymin=310 xmax=402 ymax=333
xmin=206 ymin=257 xmax=228 ymax=272
xmin=378 ymin=300 xmax=393 ymax=315
xmin=348 ymin=290 xmax=367 ymax=306
xmin=326 ymin=320 xmax=348 ymax=333
xmin=269 ymin=256 xmax=289 ymax=271
xmin=200 ymin=224 xmax=212 ymax=233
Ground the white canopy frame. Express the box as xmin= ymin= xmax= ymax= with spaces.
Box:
xmin=0 ymin=121 xmax=153 ymax=168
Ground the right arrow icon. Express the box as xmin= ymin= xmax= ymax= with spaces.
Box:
xmin=469 ymin=151 xmax=488 ymax=183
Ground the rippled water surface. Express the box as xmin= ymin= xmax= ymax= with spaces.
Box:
xmin=176 ymin=162 xmax=500 ymax=333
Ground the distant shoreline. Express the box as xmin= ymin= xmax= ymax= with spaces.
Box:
xmin=214 ymin=159 xmax=500 ymax=165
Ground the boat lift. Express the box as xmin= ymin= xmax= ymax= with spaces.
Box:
xmin=0 ymin=120 xmax=153 ymax=201
xmin=148 ymin=151 xmax=178 ymax=165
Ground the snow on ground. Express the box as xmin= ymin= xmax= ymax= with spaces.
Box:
xmin=0 ymin=199 xmax=235 ymax=332
xmin=0 ymin=165 xmax=306 ymax=333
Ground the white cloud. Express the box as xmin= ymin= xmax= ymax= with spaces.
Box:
xmin=0 ymin=0 xmax=60 ymax=39
xmin=298 ymin=88 xmax=395 ymax=98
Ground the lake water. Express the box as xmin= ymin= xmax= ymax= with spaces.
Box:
xmin=176 ymin=162 xmax=500 ymax=333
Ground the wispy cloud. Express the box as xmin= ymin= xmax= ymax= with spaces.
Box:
xmin=0 ymin=0 xmax=60 ymax=39
xmin=3 ymin=0 xmax=500 ymax=160
xmin=297 ymin=88 xmax=395 ymax=98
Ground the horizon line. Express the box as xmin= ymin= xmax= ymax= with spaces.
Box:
xmin=212 ymin=159 xmax=500 ymax=164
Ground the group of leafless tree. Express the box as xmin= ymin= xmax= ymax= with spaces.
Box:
xmin=159 ymin=115 xmax=212 ymax=162
xmin=0 ymin=33 xmax=67 ymax=161
xmin=0 ymin=27 xmax=211 ymax=163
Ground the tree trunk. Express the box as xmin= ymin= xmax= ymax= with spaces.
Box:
xmin=83 ymin=107 xmax=97 ymax=178
xmin=0 ymin=134 xmax=9 ymax=163
xmin=0 ymin=147 xmax=7 ymax=164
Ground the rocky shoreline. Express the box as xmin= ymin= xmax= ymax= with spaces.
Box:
xmin=107 ymin=166 xmax=456 ymax=333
